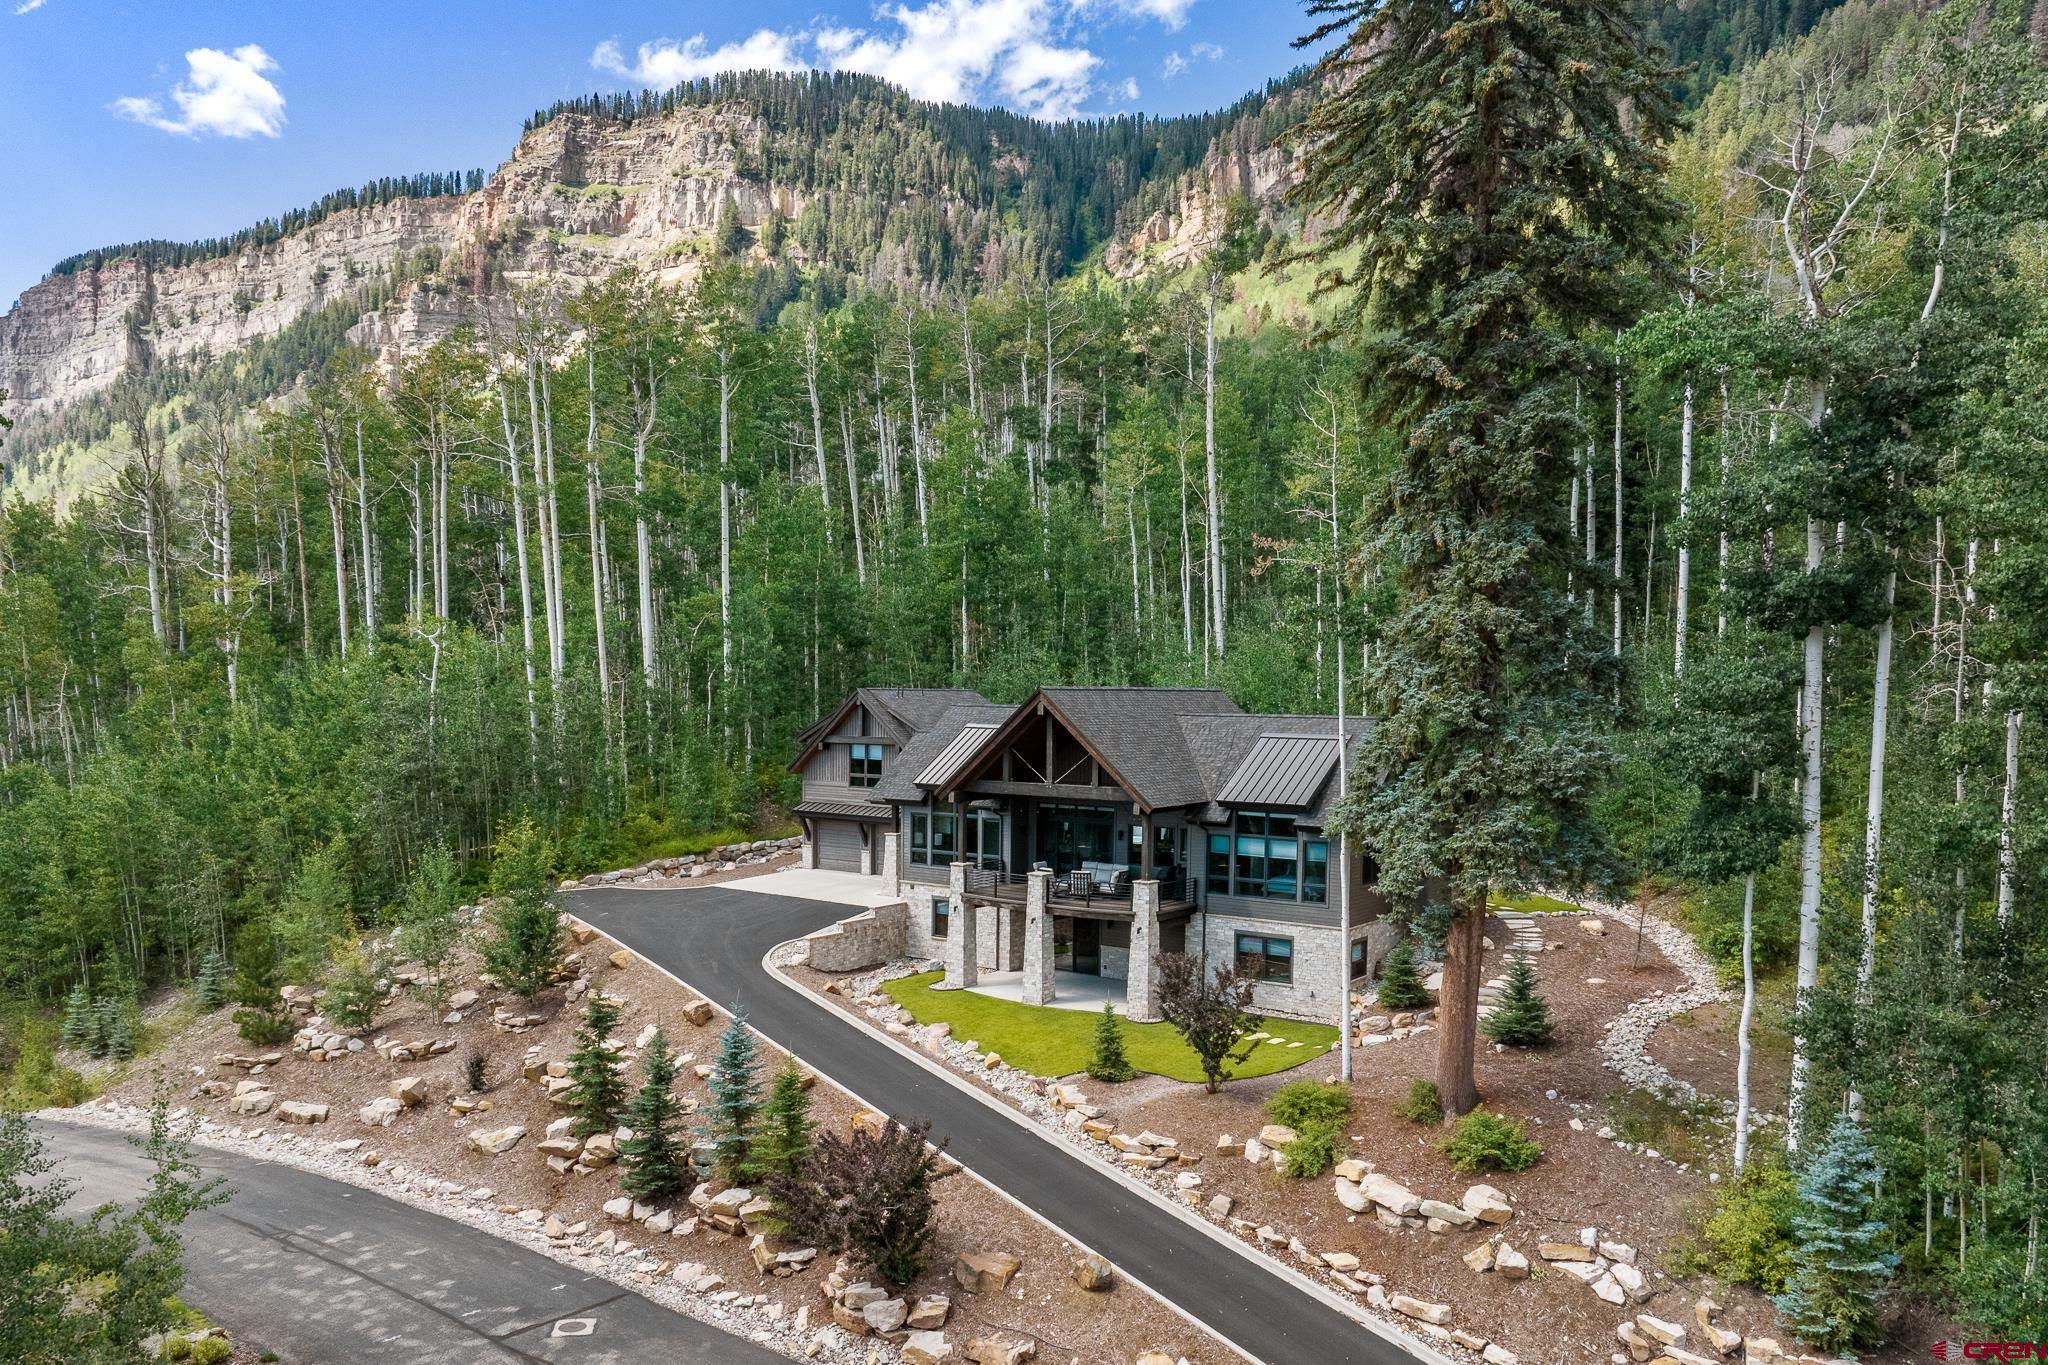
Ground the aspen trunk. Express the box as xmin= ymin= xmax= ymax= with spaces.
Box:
xmin=1998 ymin=708 xmax=2022 ymax=928
xmin=1205 ymin=279 xmax=1226 ymax=656
xmin=1735 ymin=860 xmax=1758 ymax=1172
xmin=497 ymin=383 xmax=539 ymax=743
xmin=1675 ymin=378 xmax=1693 ymax=675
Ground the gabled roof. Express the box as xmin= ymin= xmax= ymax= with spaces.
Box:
xmin=917 ymin=722 xmax=1001 ymax=789
xmin=1181 ymin=712 xmax=1373 ymax=828
xmin=872 ymin=702 xmax=1017 ymax=803
xmin=937 ymin=687 xmax=1243 ymax=812
xmin=792 ymin=687 xmax=994 ymax=769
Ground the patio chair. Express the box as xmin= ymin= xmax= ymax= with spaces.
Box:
xmin=1065 ymin=868 xmax=1095 ymax=904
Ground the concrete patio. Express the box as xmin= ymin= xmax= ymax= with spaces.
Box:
xmin=963 ymin=968 xmax=1130 ymax=1013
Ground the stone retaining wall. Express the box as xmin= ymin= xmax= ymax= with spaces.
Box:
xmin=562 ymin=837 xmax=801 ymax=890
xmin=802 ymin=900 xmax=908 ymax=972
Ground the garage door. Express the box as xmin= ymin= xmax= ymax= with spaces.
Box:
xmin=813 ymin=820 xmax=868 ymax=873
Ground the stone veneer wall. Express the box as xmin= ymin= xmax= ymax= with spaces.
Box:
xmin=1200 ymin=911 xmax=1397 ymax=1022
xmin=802 ymin=900 xmax=908 ymax=972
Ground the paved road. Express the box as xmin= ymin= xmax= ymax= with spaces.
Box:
xmin=569 ymin=884 xmax=1420 ymax=1365
xmin=35 ymin=1118 xmax=789 ymax=1365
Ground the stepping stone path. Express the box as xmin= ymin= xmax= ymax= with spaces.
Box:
xmin=1477 ymin=912 xmax=1547 ymax=1021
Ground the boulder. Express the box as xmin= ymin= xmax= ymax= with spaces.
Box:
xmin=1461 ymin=1184 xmax=1514 ymax=1224
xmin=1611 ymin=1260 xmax=1651 ymax=1302
xmin=1493 ymin=1243 xmax=1529 ymax=1279
xmin=862 ymin=1298 xmax=910 ymax=1334
xmin=1600 ymin=1238 xmax=1639 ymax=1264
xmin=1418 ymin=1198 xmax=1475 ymax=1228
xmin=1483 ymin=1346 xmax=1518 ymax=1365
xmin=1537 ymin=1240 xmax=1594 ymax=1262
xmin=1389 ymin=1294 xmax=1452 ymax=1326
xmin=963 ymin=1337 xmax=1036 ymax=1365
xmin=953 ymin=1251 xmax=1022 ymax=1294
xmin=389 ymin=1076 xmax=427 ymax=1107
xmin=1072 ymin=1253 xmax=1114 ymax=1291
xmin=1319 ymin=1251 xmax=1360 ymax=1273
xmin=1360 ymin=1174 xmax=1422 ymax=1216
xmin=1257 ymin=1124 xmax=1298 ymax=1148
xmin=1579 ymin=918 xmax=1607 ymax=936
xmin=1207 ymin=1193 xmax=1234 ymax=1218
xmin=536 ymin=1136 xmax=584 ymax=1159
xmin=1634 ymin=1315 xmax=1687 ymax=1348
xmin=903 ymin=1331 xmax=954 ymax=1365
xmin=466 ymin=1125 xmax=526 ymax=1155
xmin=277 ymin=1101 xmax=329 ymax=1124
xmin=228 ymin=1089 xmax=274 ymax=1116
xmin=602 ymin=1196 xmax=633 ymax=1220
xmin=357 ymin=1096 xmax=403 ymax=1127
xmin=906 ymin=1295 xmax=952 ymax=1330
xmin=681 ymin=998 xmax=714 ymax=1026
xmin=1592 ymin=1274 xmax=1626 ymax=1305
xmin=1332 ymin=1178 xmax=1370 ymax=1214
xmin=1617 ymin=1322 xmax=1654 ymax=1362
xmin=1462 ymin=1242 xmax=1496 ymax=1274
xmin=607 ymin=948 xmax=634 ymax=970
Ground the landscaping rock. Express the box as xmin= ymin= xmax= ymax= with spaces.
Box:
xmin=357 ymin=1096 xmax=402 ymax=1127
xmin=953 ymin=1251 xmax=1021 ymax=1294
xmin=1418 ymin=1198 xmax=1475 ymax=1228
xmin=902 ymin=1331 xmax=954 ymax=1364
xmin=277 ymin=1101 xmax=329 ymax=1124
xmin=1537 ymin=1240 xmax=1594 ymax=1262
xmin=1462 ymin=1243 xmax=1496 ymax=1274
xmin=1493 ymin=1243 xmax=1529 ymax=1279
xmin=227 ymin=1089 xmax=274 ymax=1116
xmin=680 ymin=998 xmax=714 ymax=1026
xmin=1390 ymin=1294 xmax=1451 ymax=1326
xmin=389 ymin=1076 xmax=427 ymax=1106
xmin=1360 ymin=1173 xmax=1422 ymax=1216
xmin=1256 ymin=1123 xmax=1297 ymax=1147
xmin=1461 ymin=1184 xmax=1514 ymax=1224
xmin=963 ymin=1337 xmax=1036 ymax=1365
xmin=1612 ymin=1260 xmax=1651 ymax=1302
xmin=466 ymin=1125 xmax=526 ymax=1155
xmin=1332 ymin=1178 xmax=1369 ymax=1214
xmin=1635 ymin=1314 xmax=1687 ymax=1347
xmin=906 ymin=1295 xmax=952 ymax=1330
xmin=1072 ymin=1253 xmax=1114 ymax=1291
xmin=862 ymin=1298 xmax=910 ymax=1334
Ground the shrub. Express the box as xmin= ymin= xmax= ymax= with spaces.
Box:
xmin=163 ymin=1336 xmax=192 ymax=1361
xmin=1685 ymin=1158 xmax=1798 ymax=1293
xmin=483 ymin=818 xmax=562 ymax=999
xmin=190 ymin=1339 xmax=232 ymax=1365
xmin=1375 ymin=941 xmax=1429 ymax=1009
xmin=1481 ymin=952 xmax=1553 ymax=1047
xmin=1393 ymin=1078 xmax=1441 ymax=1124
xmin=1268 ymin=1080 xmax=1351 ymax=1133
xmin=463 ymin=1053 xmax=487 ymax=1093
xmin=229 ymin=928 xmax=293 ymax=1045
xmin=1155 ymin=953 xmax=1260 ymax=1093
xmin=769 ymin=1117 xmax=948 ymax=1286
xmin=397 ymin=843 xmax=462 ymax=1010
xmin=696 ymin=1011 xmax=762 ymax=1179
xmin=1282 ymin=1122 xmax=1344 ymax=1178
xmin=321 ymin=942 xmax=383 ymax=1033
xmin=194 ymin=951 xmax=231 ymax=1012
xmin=1439 ymin=1109 xmax=1542 ymax=1173
xmin=1085 ymin=1001 xmax=1135 ymax=1083
xmin=60 ymin=982 xmax=96 ymax=1047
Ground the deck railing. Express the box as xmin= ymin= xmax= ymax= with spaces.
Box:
xmin=959 ymin=866 xmax=1191 ymax=908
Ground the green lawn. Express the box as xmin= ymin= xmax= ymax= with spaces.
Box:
xmin=880 ymin=971 xmax=1338 ymax=1083
xmin=1489 ymin=891 xmax=1582 ymax=914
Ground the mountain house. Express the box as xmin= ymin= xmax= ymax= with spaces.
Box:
xmin=790 ymin=686 xmax=1399 ymax=1022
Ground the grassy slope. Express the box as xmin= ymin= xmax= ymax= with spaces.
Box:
xmin=882 ymin=969 xmax=1336 ymax=1082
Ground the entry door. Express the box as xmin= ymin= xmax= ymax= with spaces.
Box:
xmin=1071 ymin=919 xmax=1102 ymax=976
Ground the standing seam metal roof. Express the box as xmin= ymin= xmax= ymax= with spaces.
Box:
xmin=1215 ymin=733 xmax=1342 ymax=809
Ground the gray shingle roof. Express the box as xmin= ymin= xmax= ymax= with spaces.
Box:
xmin=1036 ymin=687 xmax=1242 ymax=810
xmin=865 ymin=688 xmax=993 ymax=736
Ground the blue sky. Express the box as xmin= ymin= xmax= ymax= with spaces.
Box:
xmin=0 ymin=1 xmax=1317 ymax=310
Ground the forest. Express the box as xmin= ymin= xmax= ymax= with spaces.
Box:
xmin=2 ymin=0 xmax=2046 ymax=1350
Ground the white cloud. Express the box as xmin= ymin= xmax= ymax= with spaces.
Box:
xmin=14 ymin=0 xmax=48 ymax=13
xmin=1161 ymin=50 xmax=1187 ymax=78
xmin=114 ymin=44 xmax=285 ymax=139
xmin=1091 ymin=0 xmax=1196 ymax=30
xmin=591 ymin=30 xmax=805 ymax=84
xmin=1114 ymin=76 xmax=1140 ymax=101
xmin=1189 ymin=40 xmax=1223 ymax=60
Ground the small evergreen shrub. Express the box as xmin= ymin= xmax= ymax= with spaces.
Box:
xmin=1773 ymin=1114 xmax=1898 ymax=1354
xmin=697 ymin=1011 xmax=763 ymax=1179
xmin=60 ymin=983 xmax=95 ymax=1048
xmin=1481 ymin=952 xmax=1553 ymax=1047
xmin=1281 ymin=1122 xmax=1344 ymax=1178
xmin=755 ymin=1058 xmax=817 ymax=1180
xmin=189 ymin=1339 xmax=232 ymax=1365
xmin=1439 ymin=1108 xmax=1542 ymax=1173
xmin=1393 ymin=1078 xmax=1441 ymax=1124
xmin=1267 ymin=1080 xmax=1351 ymax=1133
xmin=483 ymin=818 xmax=562 ymax=999
xmin=463 ymin=1053 xmax=487 ymax=1093
xmin=1085 ymin=1001 xmax=1135 ymax=1083
xmin=1375 ymin=941 xmax=1429 ymax=1009
xmin=194 ymin=951 xmax=231 ymax=1012
xmin=321 ymin=943 xmax=383 ymax=1033
xmin=1683 ymin=1158 xmax=1798 ymax=1293
xmin=619 ymin=1029 xmax=694 ymax=1202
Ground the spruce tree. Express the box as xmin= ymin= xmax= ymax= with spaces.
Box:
xmin=60 ymin=982 xmax=95 ymax=1048
xmin=564 ymin=992 xmax=628 ymax=1140
xmin=1296 ymin=0 xmax=1678 ymax=1114
xmin=1375 ymin=941 xmax=1429 ymax=1010
xmin=1773 ymin=1113 xmax=1898 ymax=1353
xmin=754 ymin=1058 xmax=817 ymax=1180
xmin=1482 ymin=953 xmax=1553 ymax=1047
xmin=619 ymin=1029 xmax=694 ymax=1202
xmin=1085 ymin=1000 xmax=1136 ymax=1083
xmin=102 ymin=1003 xmax=136 ymax=1061
xmin=91 ymin=996 xmax=122 ymax=1058
xmin=697 ymin=1010 xmax=762 ymax=1180
xmin=194 ymin=950 xmax=231 ymax=1012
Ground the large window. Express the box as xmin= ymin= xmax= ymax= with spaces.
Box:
xmin=1235 ymin=933 xmax=1294 ymax=984
xmin=848 ymin=743 xmax=884 ymax=788
xmin=1210 ymin=812 xmax=1328 ymax=903
xmin=910 ymin=810 xmax=1001 ymax=868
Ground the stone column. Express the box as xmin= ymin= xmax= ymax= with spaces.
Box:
xmin=1125 ymin=880 xmax=1161 ymax=1022
xmin=879 ymin=832 xmax=900 ymax=897
xmin=939 ymin=861 xmax=978 ymax=990
xmin=800 ymin=821 xmax=818 ymax=869
xmin=1022 ymin=869 xmax=1056 ymax=1006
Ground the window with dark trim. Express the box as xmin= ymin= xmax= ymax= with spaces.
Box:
xmin=849 ymin=743 xmax=884 ymax=787
xmin=1210 ymin=812 xmax=1328 ymax=904
xmin=1350 ymin=938 xmax=1368 ymax=980
xmin=910 ymin=809 xmax=999 ymax=867
xmin=1235 ymin=932 xmax=1294 ymax=983
xmin=931 ymin=897 xmax=951 ymax=939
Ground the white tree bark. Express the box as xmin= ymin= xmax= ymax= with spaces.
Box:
xmin=1204 ymin=278 xmax=1225 ymax=657
xmin=497 ymin=382 xmax=538 ymax=743
xmin=1735 ymin=852 xmax=1758 ymax=1172
xmin=1675 ymin=377 xmax=1693 ymax=675
xmin=1612 ymin=360 xmax=1624 ymax=658
xmin=353 ymin=404 xmax=376 ymax=645
xmin=1998 ymin=708 xmax=2022 ymax=928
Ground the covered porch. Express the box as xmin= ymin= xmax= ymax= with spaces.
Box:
xmin=963 ymin=968 xmax=1128 ymax=1013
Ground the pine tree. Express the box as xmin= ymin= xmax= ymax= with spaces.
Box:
xmin=564 ymin=992 xmax=627 ymax=1139
xmin=1086 ymin=1000 xmax=1136 ymax=1083
xmin=1482 ymin=953 xmax=1553 ymax=1047
xmin=60 ymin=982 xmax=95 ymax=1048
xmin=714 ymin=193 xmax=748 ymax=261
xmin=619 ymin=1028 xmax=695 ymax=1202
xmin=102 ymin=1003 xmax=135 ymax=1061
xmin=697 ymin=1010 xmax=762 ymax=1180
xmin=1297 ymin=0 xmax=1678 ymax=1115
xmin=91 ymin=996 xmax=122 ymax=1058
xmin=194 ymin=950 xmax=230 ymax=1012
xmin=1774 ymin=1113 xmax=1898 ymax=1353
xmin=322 ymin=941 xmax=383 ymax=1033
xmin=1375 ymin=941 xmax=1429 ymax=1010
xmin=483 ymin=818 xmax=561 ymax=1000
xmin=754 ymin=1058 xmax=817 ymax=1180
